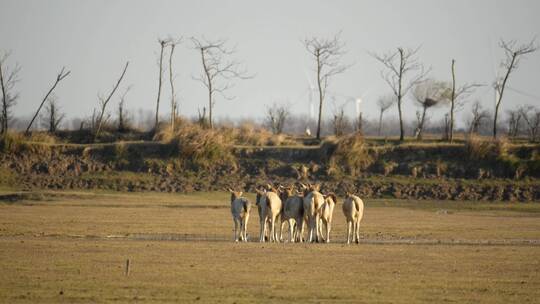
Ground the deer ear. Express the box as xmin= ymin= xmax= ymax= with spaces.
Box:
xmin=238 ymin=191 xmax=243 ymax=197
xmin=227 ymin=188 xmax=234 ymax=193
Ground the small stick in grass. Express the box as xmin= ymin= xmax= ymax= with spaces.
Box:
xmin=125 ymin=258 xmax=130 ymax=276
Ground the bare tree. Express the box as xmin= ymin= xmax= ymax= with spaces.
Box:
xmin=354 ymin=112 xmax=364 ymax=134
xmin=117 ymin=86 xmax=132 ymax=133
xmin=41 ymin=94 xmax=65 ymax=133
xmin=25 ymin=67 xmax=70 ymax=134
xmin=371 ymin=46 xmax=430 ymax=141
xmin=154 ymin=39 xmax=168 ymax=130
xmin=507 ymin=109 xmax=522 ymax=139
xmin=191 ymin=37 xmax=251 ymax=129
xmin=447 ymin=59 xmax=482 ymax=142
xmin=519 ymin=105 xmax=540 ymax=142
xmin=493 ymin=38 xmax=538 ymax=138
xmin=468 ymin=101 xmax=490 ymax=135
xmin=266 ymin=102 xmax=289 ymax=134
xmin=412 ymin=79 xmax=447 ymax=140
xmin=168 ymin=37 xmax=182 ymax=131
xmin=197 ymin=107 xmax=208 ymax=127
xmin=331 ymin=105 xmax=349 ymax=136
xmin=376 ymin=94 xmax=395 ymax=136
xmin=0 ymin=51 xmax=20 ymax=136
xmin=303 ymin=32 xmax=349 ymax=140
xmin=94 ymin=61 xmax=129 ymax=141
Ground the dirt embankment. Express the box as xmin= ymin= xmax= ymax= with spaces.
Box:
xmin=1 ymin=142 xmax=539 ymax=201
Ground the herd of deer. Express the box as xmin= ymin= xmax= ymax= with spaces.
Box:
xmin=228 ymin=183 xmax=364 ymax=244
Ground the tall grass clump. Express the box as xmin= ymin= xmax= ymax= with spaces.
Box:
xmin=464 ymin=135 xmax=528 ymax=177
xmin=154 ymin=120 xmax=236 ymax=171
xmin=464 ymin=135 xmax=509 ymax=160
xmin=0 ymin=132 xmax=55 ymax=155
xmin=0 ymin=132 xmax=26 ymax=153
xmin=26 ymin=132 xmax=59 ymax=144
xmin=327 ymin=133 xmax=374 ymax=176
xmin=220 ymin=122 xmax=294 ymax=146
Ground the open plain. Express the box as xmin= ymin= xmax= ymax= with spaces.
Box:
xmin=0 ymin=191 xmax=539 ymax=303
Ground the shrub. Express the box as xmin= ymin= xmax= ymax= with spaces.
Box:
xmin=526 ymin=150 xmax=540 ymax=177
xmin=0 ymin=132 xmax=26 ymax=153
xmin=435 ymin=159 xmax=448 ymax=177
xmin=373 ymin=160 xmax=397 ymax=176
xmin=464 ymin=135 xmax=508 ymax=161
xmin=154 ymin=121 xmax=236 ymax=171
xmin=220 ymin=122 xmax=294 ymax=146
xmin=27 ymin=132 xmax=58 ymax=144
xmin=327 ymin=133 xmax=374 ymax=176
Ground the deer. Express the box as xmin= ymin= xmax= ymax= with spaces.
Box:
xmin=228 ymin=189 xmax=251 ymax=242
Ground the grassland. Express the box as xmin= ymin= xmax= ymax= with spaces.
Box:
xmin=0 ymin=191 xmax=539 ymax=303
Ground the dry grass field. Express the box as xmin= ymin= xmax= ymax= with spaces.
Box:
xmin=1 ymin=191 xmax=539 ymax=303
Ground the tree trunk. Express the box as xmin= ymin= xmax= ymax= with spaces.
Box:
xmin=397 ymin=48 xmax=405 ymax=141
xmin=155 ymin=42 xmax=165 ymax=131
xmin=169 ymin=44 xmax=176 ymax=131
xmin=199 ymin=48 xmax=213 ymax=129
xmin=26 ymin=68 xmax=70 ymax=134
xmin=0 ymin=61 xmax=7 ymax=136
xmin=208 ymin=88 xmax=213 ymax=129
xmin=378 ymin=109 xmax=383 ymax=136
xmin=493 ymin=53 xmax=516 ymax=139
xmin=316 ymin=51 xmax=323 ymax=140
xmin=94 ymin=62 xmax=129 ymax=141
xmin=449 ymin=59 xmax=456 ymax=142
xmin=416 ymin=106 xmax=427 ymax=140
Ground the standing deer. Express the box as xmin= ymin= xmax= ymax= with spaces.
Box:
xmin=228 ymin=189 xmax=251 ymax=242
xmin=255 ymin=186 xmax=282 ymax=242
xmin=342 ymin=192 xmax=364 ymax=244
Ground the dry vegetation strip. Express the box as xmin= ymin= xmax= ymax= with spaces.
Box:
xmin=0 ymin=191 xmax=539 ymax=303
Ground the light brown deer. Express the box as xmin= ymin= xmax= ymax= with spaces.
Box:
xmin=342 ymin=193 xmax=364 ymax=244
xmin=228 ymin=189 xmax=251 ymax=242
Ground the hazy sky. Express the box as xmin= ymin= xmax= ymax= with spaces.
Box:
xmin=1 ymin=0 xmax=539 ymax=127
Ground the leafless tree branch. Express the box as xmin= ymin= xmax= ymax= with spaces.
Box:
xmin=493 ymin=38 xmax=538 ymax=138
xmin=0 ymin=51 xmax=21 ymax=136
xmin=25 ymin=67 xmax=70 ymax=134
xmin=303 ymin=31 xmax=350 ymax=139
xmin=371 ymin=46 xmax=430 ymax=141
xmin=191 ymin=36 xmax=252 ymax=128
xmin=94 ymin=61 xmax=129 ymax=141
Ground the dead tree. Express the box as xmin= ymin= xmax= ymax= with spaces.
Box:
xmin=331 ymin=105 xmax=349 ymax=136
xmin=266 ymin=103 xmax=289 ymax=134
xmin=448 ymin=59 xmax=482 ymax=142
xmin=468 ymin=101 xmax=490 ymax=135
xmin=493 ymin=38 xmax=537 ymax=139
xmin=376 ymin=94 xmax=394 ymax=136
xmin=412 ymin=79 xmax=447 ymax=140
xmin=191 ymin=37 xmax=251 ymax=129
xmin=117 ymin=86 xmax=132 ymax=133
xmin=0 ymin=51 xmax=20 ymax=136
xmin=519 ymin=106 xmax=540 ymax=142
xmin=354 ymin=112 xmax=363 ymax=134
xmin=41 ymin=94 xmax=65 ymax=133
xmin=371 ymin=46 xmax=429 ymax=141
xmin=94 ymin=61 xmax=129 ymax=141
xmin=154 ymin=39 xmax=168 ymax=130
xmin=168 ymin=38 xmax=182 ymax=131
xmin=507 ymin=109 xmax=522 ymax=139
xmin=25 ymin=67 xmax=70 ymax=134
xmin=303 ymin=33 xmax=349 ymax=140
xmin=197 ymin=107 xmax=207 ymax=127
